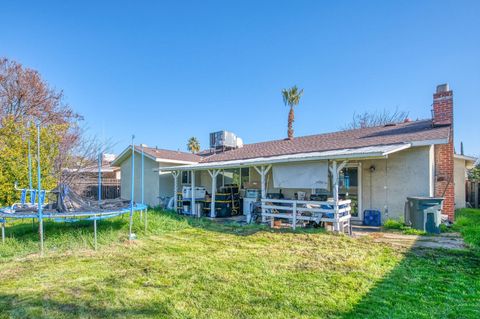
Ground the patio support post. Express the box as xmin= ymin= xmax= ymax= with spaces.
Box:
xmin=191 ymin=170 xmax=197 ymax=217
xmin=208 ymin=169 xmax=220 ymax=218
xmin=254 ymin=165 xmax=271 ymax=223
xmin=329 ymin=160 xmax=348 ymax=233
xmin=172 ymin=171 xmax=179 ymax=212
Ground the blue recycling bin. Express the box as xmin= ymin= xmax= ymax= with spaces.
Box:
xmin=363 ymin=210 xmax=382 ymax=226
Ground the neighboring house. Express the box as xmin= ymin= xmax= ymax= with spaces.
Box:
xmin=454 ymin=154 xmax=477 ymax=208
xmin=113 ymin=84 xmax=476 ymax=221
xmin=111 ymin=146 xmax=200 ymax=207
xmin=64 ymin=153 xmax=122 ymax=199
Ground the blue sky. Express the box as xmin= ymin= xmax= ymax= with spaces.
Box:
xmin=1 ymin=1 xmax=479 ymax=156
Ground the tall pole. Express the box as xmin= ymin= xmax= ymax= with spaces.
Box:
xmin=140 ymin=145 xmax=144 ymax=221
xmin=37 ymin=124 xmax=44 ymax=255
xmin=94 ymin=152 xmax=102 ymax=250
xmin=141 ymin=145 xmax=147 ymax=231
xmin=129 ymin=135 xmax=135 ymax=241
xmin=27 ymin=122 xmax=33 ymax=190
xmin=98 ymin=152 xmax=102 ymax=203
xmin=141 ymin=145 xmax=144 ymax=205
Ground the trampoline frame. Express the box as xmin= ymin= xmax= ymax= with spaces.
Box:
xmin=0 ymin=126 xmax=147 ymax=254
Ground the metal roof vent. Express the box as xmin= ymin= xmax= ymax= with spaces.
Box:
xmin=383 ymin=123 xmax=397 ymax=127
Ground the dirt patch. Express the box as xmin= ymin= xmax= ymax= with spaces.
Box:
xmin=353 ymin=230 xmax=466 ymax=250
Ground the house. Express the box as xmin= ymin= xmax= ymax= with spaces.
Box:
xmin=454 ymin=154 xmax=477 ymax=208
xmin=111 ymin=145 xmax=201 ymax=206
xmin=113 ymin=84 xmax=476 ymax=223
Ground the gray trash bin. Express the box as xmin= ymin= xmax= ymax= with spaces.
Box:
xmin=405 ymin=197 xmax=444 ymax=233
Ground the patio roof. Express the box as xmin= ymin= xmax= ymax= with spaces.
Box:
xmin=157 ymin=143 xmax=412 ymax=172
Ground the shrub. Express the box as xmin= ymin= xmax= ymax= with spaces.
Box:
xmin=383 ymin=219 xmax=404 ymax=230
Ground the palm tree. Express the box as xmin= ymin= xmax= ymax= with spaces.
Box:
xmin=282 ymin=85 xmax=304 ymax=140
xmin=187 ymin=137 xmax=200 ymax=154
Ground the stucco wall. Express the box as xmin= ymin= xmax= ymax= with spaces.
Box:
xmin=133 ymin=146 xmax=433 ymax=219
xmin=119 ymin=151 xmax=197 ymax=207
xmin=454 ymin=157 xmax=466 ymax=209
xmin=120 ymin=153 xmax=160 ymax=207
xmin=361 ymin=146 xmax=432 ymax=220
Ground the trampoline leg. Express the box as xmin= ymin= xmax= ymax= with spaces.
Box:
xmin=94 ymin=216 xmax=97 ymax=251
xmin=140 ymin=210 xmax=143 ymax=222
xmin=129 ymin=212 xmax=133 ymax=241
xmin=2 ymin=221 xmax=5 ymax=244
xmin=39 ymin=219 xmax=44 ymax=256
xmin=144 ymin=210 xmax=147 ymax=232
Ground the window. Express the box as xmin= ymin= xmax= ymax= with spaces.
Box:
xmin=182 ymin=171 xmax=191 ymax=184
xmin=240 ymin=167 xmax=250 ymax=188
xmin=339 ymin=167 xmax=358 ymax=190
xmin=214 ymin=168 xmax=250 ymax=189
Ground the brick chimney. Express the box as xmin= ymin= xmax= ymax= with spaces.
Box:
xmin=432 ymin=83 xmax=454 ymax=220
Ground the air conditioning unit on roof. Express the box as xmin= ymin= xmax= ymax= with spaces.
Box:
xmin=209 ymin=131 xmax=242 ymax=150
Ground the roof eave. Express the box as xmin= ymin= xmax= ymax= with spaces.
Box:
xmin=409 ymin=137 xmax=449 ymax=147
xmin=155 ymin=158 xmax=199 ymax=165
xmin=158 ymin=143 xmax=412 ymax=172
xmin=454 ymin=154 xmax=478 ymax=164
xmin=110 ymin=146 xmax=158 ymax=167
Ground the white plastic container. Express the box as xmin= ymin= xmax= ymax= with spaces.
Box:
xmin=182 ymin=186 xmax=206 ymax=200
xmin=245 ymin=189 xmax=260 ymax=199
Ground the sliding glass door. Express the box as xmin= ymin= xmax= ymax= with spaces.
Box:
xmin=338 ymin=164 xmax=362 ymax=220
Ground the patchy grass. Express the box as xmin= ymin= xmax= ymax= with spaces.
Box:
xmin=454 ymin=208 xmax=480 ymax=249
xmin=0 ymin=210 xmax=478 ymax=318
xmin=383 ymin=219 xmax=427 ymax=236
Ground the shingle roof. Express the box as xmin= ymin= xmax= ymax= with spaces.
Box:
xmin=200 ymin=120 xmax=450 ymax=163
xmin=138 ymin=146 xmax=202 ymax=163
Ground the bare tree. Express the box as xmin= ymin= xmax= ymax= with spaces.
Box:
xmin=0 ymin=57 xmax=81 ymax=126
xmin=343 ymin=107 xmax=409 ymax=130
xmin=0 ymin=57 xmax=110 ymax=198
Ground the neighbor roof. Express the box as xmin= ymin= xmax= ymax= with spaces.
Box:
xmin=200 ymin=119 xmax=450 ymax=163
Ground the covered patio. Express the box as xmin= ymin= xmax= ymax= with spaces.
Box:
xmin=158 ymin=144 xmax=412 ymax=233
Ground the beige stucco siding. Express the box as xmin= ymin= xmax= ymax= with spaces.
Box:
xmin=361 ymin=146 xmax=432 ymax=220
xmin=121 ymin=155 xmax=192 ymax=207
xmin=120 ymin=153 xmax=160 ymax=207
xmin=454 ymin=157 xmax=467 ymax=209
xmin=120 ymin=146 xmax=434 ymax=218
xmin=248 ymin=148 xmax=432 ymax=219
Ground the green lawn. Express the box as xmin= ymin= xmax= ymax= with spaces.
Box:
xmin=0 ymin=209 xmax=479 ymax=318
xmin=454 ymin=208 xmax=480 ymax=249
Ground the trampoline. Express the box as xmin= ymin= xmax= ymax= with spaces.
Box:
xmin=0 ymin=125 xmax=147 ymax=254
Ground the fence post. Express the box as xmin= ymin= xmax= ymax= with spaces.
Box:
xmin=334 ymin=203 xmax=340 ymax=233
xmin=475 ymin=181 xmax=479 ymax=209
xmin=292 ymin=201 xmax=297 ymax=230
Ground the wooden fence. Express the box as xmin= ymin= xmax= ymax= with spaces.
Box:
xmin=466 ymin=181 xmax=479 ymax=208
xmin=75 ymin=178 xmax=121 ymax=200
